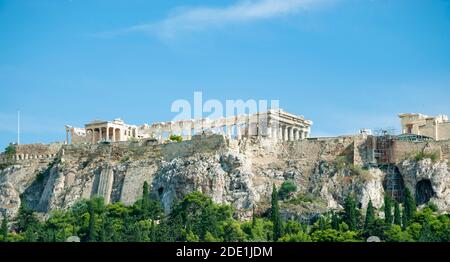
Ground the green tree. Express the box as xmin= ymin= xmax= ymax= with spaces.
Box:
xmin=278 ymin=181 xmax=297 ymax=200
xmin=242 ymin=218 xmax=272 ymax=242
xmin=283 ymin=220 xmax=302 ymax=235
xmin=384 ymin=225 xmax=413 ymax=242
xmin=403 ymin=188 xmax=416 ymax=226
xmin=401 ymin=209 xmax=408 ymax=230
xmin=167 ymin=192 xmax=232 ymax=241
xmin=251 ymin=206 xmax=257 ymax=228
xmin=4 ymin=144 xmax=16 ymax=162
xmin=16 ymin=203 xmax=40 ymax=234
xmin=418 ymin=219 xmax=438 ymax=242
xmin=394 ymin=201 xmax=402 ymax=226
xmin=142 ymin=181 xmax=150 ymax=219
xmin=364 ymin=200 xmax=375 ymax=230
xmin=384 ymin=195 xmax=393 ymax=225
xmin=87 ymin=201 xmax=96 ymax=242
xmin=1 ymin=215 xmax=8 ymax=242
xmin=311 ymin=229 xmax=360 ymax=242
xmin=343 ymin=195 xmax=359 ymax=231
xmin=271 ymin=185 xmax=282 ymax=241
xmin=278 ymin=231 xmax=312 ymax=242
xmin=25 ymin=226 xmax=40 ymax=242
xmin=222 ymin=220 xmax=245 ymax=242
xmin=331 ymin=211 xmax=340 ymax=230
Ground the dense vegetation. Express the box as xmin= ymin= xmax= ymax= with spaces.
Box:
xmin=0 ymin=144 xmax=16 ymax=170
xmin=1 ymin=183 xmax=449 ymax=242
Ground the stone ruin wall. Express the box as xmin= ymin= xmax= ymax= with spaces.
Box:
xmin=2 ymin=135 xmax=449 ymax=174
xmin=0 ymin=143 xmax=63 ymax=163
xmin=393 ymin=140 xmax=449 ymax=163
xmin=2 ymin=134 xmax=450 ymax=220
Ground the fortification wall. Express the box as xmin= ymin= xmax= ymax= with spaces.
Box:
xmin=393 ymin=140 xmax=447 ymax=163
xmin=438 ymin=122 xmax=450 ymax=141
xmin=0 ymin=143 xmax=62 ymax=163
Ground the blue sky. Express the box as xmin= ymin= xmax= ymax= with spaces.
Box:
xmin=0 ymin=0 xmax=449 ymax=148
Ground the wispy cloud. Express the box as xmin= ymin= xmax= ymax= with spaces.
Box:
xmin=98 ymin=0 xmax=335 ymax=39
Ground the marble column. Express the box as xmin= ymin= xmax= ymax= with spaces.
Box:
xmin=186 ymin=127 xmax=192 ymax=140
xmin=65 ymin=129 xmax=69 ymax=145
xmin=226 ymin=125 xmax=232 ymax=138
xmin=266 ymin=125 xmax=272 ymax=138
xmin=91 ymin=129 xmax=95 ymax=143
xmin=272 ymin=126 xmax=278 ymax=140
xmin=288 ymin=127 xmax=294 ymax=141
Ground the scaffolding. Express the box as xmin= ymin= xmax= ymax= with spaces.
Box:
xmin=373 ymin=134 xmax=396 ymax=164
xmin=382 ymin=164 xmax=405 ymax=202
xmin=368 ymin=129 xmax=404 ymax=202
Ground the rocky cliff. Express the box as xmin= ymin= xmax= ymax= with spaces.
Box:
xmin=1 ymin=134 xmax=449 ymax=222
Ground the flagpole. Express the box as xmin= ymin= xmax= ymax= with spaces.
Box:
xmin=17 ymin=110 xmax=20 ymax=145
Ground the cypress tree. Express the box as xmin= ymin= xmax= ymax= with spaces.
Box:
xmin=142 ymin=181 xmax=150 ymax=219
xmin=331 ymin=211 xmax=339 ymax=230
xmin=150 ymin=220 xmax=156 ymax=242
xmin=1 ymin=215 xmax=8 ymax=242
xmin=401 ymin=208 xmax=408 ymax=230
xmin=252 ymin=206 xmax=257 ymax=228
xmin=318 ymin=216 xmax=327 ymax=230
xmin=384 ymin=195 xmax=393 ymax=225
xmin=271 ymin=184 xmax=282 ymax=241
xmin=143 ymin=181 xmax=149 ymax=203
xmin=364 ymin=200 xmax=375 ymax=230
xmin=394 ymin=201 xmax=402 ymax=226
xmin=343 ymin=195 xmax=359 ymax=230
xmin=87 ymin=201 xmax=96 ymax=242
xmin=403 ymin=188 xmax=416 ymax=226
xmin=100 ymin=221 xmax=107 ymax=242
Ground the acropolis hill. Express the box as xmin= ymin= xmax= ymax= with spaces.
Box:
xmin=0 ymin=110 xmax=449 ymax=221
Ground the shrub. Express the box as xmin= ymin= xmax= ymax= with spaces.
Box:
xmin=278 ymin=181 xmax=297 ymax=200
xmin=120 ymin=155 xmax=130 ymax=163
xmin=334 ymin=156 xmax=348 ymax=171
xmin=278 ymin=231 xmax=311 ymax=242
xmin=286 ymin=193 xmax=317 ymax=205
xmin=413 ymin=152 xmax=438 ymax=162
xmin=426 ymin=201 xmax=439 ymax=212
xmin=1 ymin=144 xmax=16 ymax=170
xmin=348 ymin=164 xmax=368 ymax=177
xmin=169 ymin=135 xmax=183 ymax=143
xmin=36 ymin=170 xmax=46 ymax=182
xmin=4 ymin=144 xmax=16 ymax=160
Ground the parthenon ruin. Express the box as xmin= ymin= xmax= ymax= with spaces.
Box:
xmin=65 ymin=109 xmax=313 ymax=144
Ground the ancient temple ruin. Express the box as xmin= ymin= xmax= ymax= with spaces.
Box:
xmin=64 ymin=109 xmax=313 ymax=144
xmin=399 ymin=113 xmax=450 ymax=141
xmin=65 ymin=118 xmax=140 ymax=144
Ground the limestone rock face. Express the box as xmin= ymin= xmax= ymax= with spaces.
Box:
xmin=0 ymin=182 xmax=21 ymax=220
xmin=151 ymin=152 xmax=259 ymax=219
xmin=308 ymin=162 xmax=385 ymax=210
xmin=0 ymin=161 xmax=52 ymax=220
xmin=0 ymin=135 xmax=449 ymax=222
xmin=399 ymin=159 xmax=450 ymax=212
